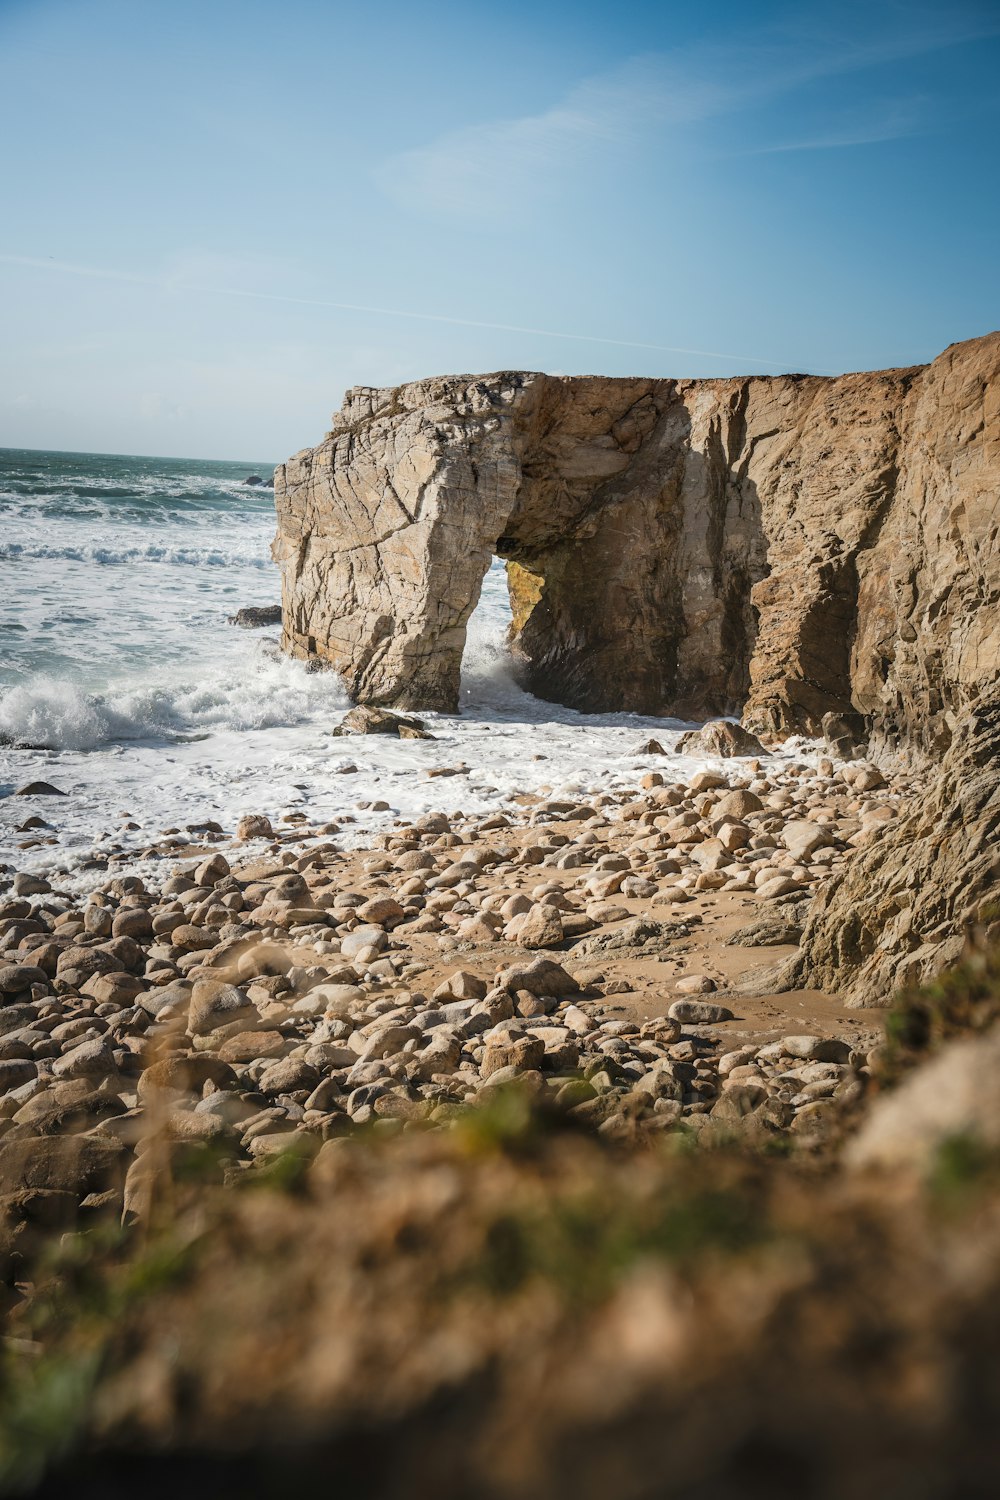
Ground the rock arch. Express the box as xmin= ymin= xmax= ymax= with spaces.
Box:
xmin=273 ymin=333 xmax=1000 ymax=754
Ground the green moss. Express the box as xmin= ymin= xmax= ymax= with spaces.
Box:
xmin=882 ymin=940 xmax=1000 ymax=1082
xmin=467 ymin=1168 xmax=769 ymax=1304
xmin=0 ymin=1348 xmax=101 ymax=1495
xmin=928 ymin=1133 xmax=1000 ymax=1212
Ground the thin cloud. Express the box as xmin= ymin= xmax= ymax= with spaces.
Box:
xmin=376 ymin=9 xmax=1000 ymax=220
xmin=740 ymin=101 xmax=923 ymax=155
xmin=0 ymin=252 xmax=824 ymax=371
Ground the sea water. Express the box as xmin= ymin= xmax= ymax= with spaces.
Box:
xmin=0 ymin=447 xmax=810 ymax=890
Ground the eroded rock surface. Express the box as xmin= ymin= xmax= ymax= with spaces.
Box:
xmin=790 ymin=688 xmax=1000 ymax=1007
xmin=274 ymin=332 xmax=1000 ymax=754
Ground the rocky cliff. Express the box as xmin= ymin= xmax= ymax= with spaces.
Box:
xmin=273 ymin=331 xmax=1000 ymax=758
xmin=781 ymin=685 xmax=1000 ymax=1007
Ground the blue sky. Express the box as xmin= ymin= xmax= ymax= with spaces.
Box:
xmin=1 ymin=0 xmax=998 ymax=460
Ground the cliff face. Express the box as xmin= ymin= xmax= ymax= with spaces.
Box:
xmin=786 ymin=686 xmax=1000 ymax=1007
xmin=273 ymin=332 xmax=1000 ymax=757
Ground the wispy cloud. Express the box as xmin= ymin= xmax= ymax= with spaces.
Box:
xmin=741 ymin=100 xmax=923 ymax=156
xmin=374 ymin=54 xmax=730 ymax=220
xmin=0 ymin=252 xmax=817 ymax=371
xmin=376 ymin=7 xmax=1000 ymax=220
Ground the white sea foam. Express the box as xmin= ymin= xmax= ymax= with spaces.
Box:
xmin=0 ymin=680 xmax=113 ymax=753
xmin=0 ymin=650 xmax=347 ymax=752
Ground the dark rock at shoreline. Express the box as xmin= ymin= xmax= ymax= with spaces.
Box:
xmin=228 ymin=606 xmax=282 ymax=629
xmin=14 ymin=781 xmax=68 ymax=797
xmin=243 ymin=474 xmax=274 ymax=488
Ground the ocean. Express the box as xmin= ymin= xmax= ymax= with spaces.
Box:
xmin=0 ymin=447 xmax=806 ymax=891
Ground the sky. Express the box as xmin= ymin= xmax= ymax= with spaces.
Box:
xmin=1 ymin=0 xmax=998 ymax=461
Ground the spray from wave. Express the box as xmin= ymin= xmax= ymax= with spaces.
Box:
xmin=0 ymin=649 xmax=348 ymax=752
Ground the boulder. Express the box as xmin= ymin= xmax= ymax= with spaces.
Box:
xmin=188 ymin=981 xmax=257 ymax=1037
xmin=332 ymin=707 xmax=426 ymax=737
xmin=495 ymin=957 xmax=579 ymax=998
xmin=480 ymin=1033 xmax=546 ymax=1079
xmin=713 ymin=789 xmax=763 ymax=821
xmin=236 ymin=814 xmax=275 ymax=840
xmin=0 ymin=964 xmax=48 ymax=996
xmin=667 ymin=999 xmax=734 ymax=1025
xmin=676 ymin=722 xmax=766 ymax=758
xmin=0 ymin=1135 xmax=128 ymax=1198
xmin=782 ymin=820 xmax=833 ymax=861
xmin=229 ymin=605 xmax=282 ymax=628
xmin=509 ymin=904 xmax=564 ymax=950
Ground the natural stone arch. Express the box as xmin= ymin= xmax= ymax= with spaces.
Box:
xmin=273 ymin=333 xmax=1000 ymax=755
xmin=273 ymin=372 xmax=771 ymax=717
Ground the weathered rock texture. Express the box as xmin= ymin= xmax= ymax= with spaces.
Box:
xmin=273 ymin=332 xmax=1000 ymax=755
xmin=788 ymin=687 xmax=1000 ymax=1007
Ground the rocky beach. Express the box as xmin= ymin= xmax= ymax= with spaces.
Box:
xmin=1 ymin=331 xmax=999 ymax=1496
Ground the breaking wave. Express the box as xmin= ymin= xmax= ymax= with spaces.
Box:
xmin=0 ymin=540 xmax=272 ymax=568
xmin=0 ymin=650 xmax=348 ymax=752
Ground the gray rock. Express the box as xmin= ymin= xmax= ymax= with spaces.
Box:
xmin=780 ymin=1035 xmax=853 ymax=1064
xmin=229 ymin=605 xmax=282 ymax=628
xmin=258 ymin=1057 xmax=320 ymax=1095
xmin=667 ymin=999 xmax=734 ymax=1025
xmin=676 ymin=721 xmax=765 ymax=758
xmin=0 ymin=964 xmax=48 ymax=996
xmin=577 ymin=918 xmax=690 ymax=957
xmin=188 ymin=981 xmax=257 ymax=1037
xmin=52 ymin=1037 xmax=117 ymax=1081
xmin=340 ymin=925 xmax=387 ymax=960
xmin=726 ymin=919 xmax=803 ymax=948
xmin=0 ymin=1057 xmax=37 ymax=1092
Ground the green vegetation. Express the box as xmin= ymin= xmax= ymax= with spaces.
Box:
xmin=883 ymin=937 xmax=1000 ymax=1080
